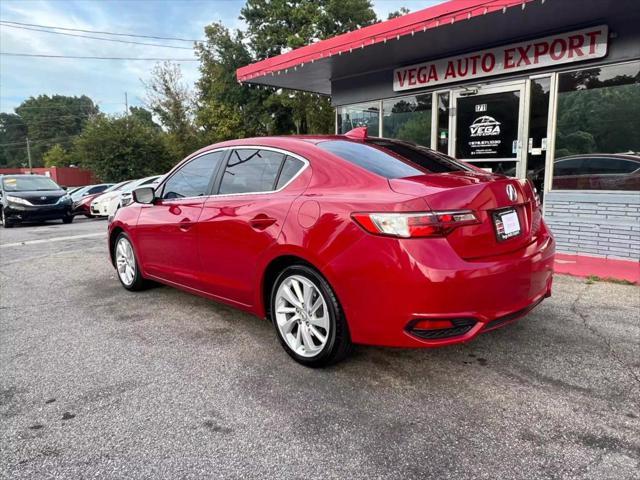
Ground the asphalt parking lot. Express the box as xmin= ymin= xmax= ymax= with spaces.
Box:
xmin=1 ymin=218 xmax=639 ymax=479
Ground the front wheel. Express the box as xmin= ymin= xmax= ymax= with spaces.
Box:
xmin=62 ymin=214 xmax=74 ymax=224
xmin=271 ymin=265 xmax=352 ymax=367
xmin=114 ymin=233 xmax=149 ymax=291
xmin=1 ymin=208 xmax=14 ymax=228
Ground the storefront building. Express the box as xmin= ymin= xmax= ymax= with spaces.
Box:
xmin=237 ymin=0 xmax=640 ymax=266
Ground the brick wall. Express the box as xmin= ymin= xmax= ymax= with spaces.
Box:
xmin=544 ymin=191 xmax=640 ymax=260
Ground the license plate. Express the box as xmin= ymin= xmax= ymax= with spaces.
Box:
xmin=494 ymin=209 xmax=521 ymax=241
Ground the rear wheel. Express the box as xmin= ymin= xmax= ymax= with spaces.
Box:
xmin=271 ymin=265 xmax=352 ymax=367
xmin=114 ymin=233 xmax=149 ymax=291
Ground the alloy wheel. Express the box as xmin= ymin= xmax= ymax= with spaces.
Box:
xmin=116 ymin=237 xmax=136 ymax=286
xmin=274 ymin=274 xmax=330 ymax=358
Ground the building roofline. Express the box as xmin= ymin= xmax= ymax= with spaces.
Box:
xmin=236 ymin=0 xmax=533 ymax=84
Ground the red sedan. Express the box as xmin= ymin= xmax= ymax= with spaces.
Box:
xmin=108 ymin=128 xmax=555 ymax=366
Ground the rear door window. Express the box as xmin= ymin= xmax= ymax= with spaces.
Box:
xmin=218 ymin=149 xmax=285 ymax=195
xmin=276 ymin=156 xmax=305 ymax=189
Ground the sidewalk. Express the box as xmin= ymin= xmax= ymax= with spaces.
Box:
xmin=555 ymin=253 xmax=639 ymax=284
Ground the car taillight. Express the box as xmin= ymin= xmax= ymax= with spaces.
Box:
xmin=351 ymin=210 xmax=479 ymax=238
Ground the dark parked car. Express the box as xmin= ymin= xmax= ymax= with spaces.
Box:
xmin=551 ymin=153 xmax=640 ymax=190
xmin=0 ymin=174 xmax=73 ymax=228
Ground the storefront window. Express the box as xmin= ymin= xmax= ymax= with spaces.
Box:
xmin=554 ymin=61 xmax=640 ymax=191
xmin=382 ymin=94 xmax=431 ymax=146
xmin=337 ymin=102 xmax=380 ymax=135
xmin=436 ymin=92 xmax=450 ymax=154
xmin=527 ymin=77 xmax=551 ymax=197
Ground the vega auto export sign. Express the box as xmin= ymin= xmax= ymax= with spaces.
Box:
xmin=393 ymin=26 xmax=608 ymax=92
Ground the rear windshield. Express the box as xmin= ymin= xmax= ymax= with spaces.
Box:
xmin=317 ymin=139 xmax=469 ymax=179
xmin=2 ymin=176 xmax=61 ymax=192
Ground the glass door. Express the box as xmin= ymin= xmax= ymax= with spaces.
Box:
xmin=450 ymin=81 xmax=526 ymax=177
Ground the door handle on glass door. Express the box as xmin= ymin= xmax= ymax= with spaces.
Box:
xmin=249 ymin=214 xmax=277 ymax=230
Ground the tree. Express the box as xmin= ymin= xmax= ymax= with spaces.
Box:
xmin=129 ymin=106 xmax=160 ymax=130
xmin=143 ymin=62 xmax=200 ymax=158
xmin=42 ymin=144 xmax=72 ymax=167
xmin=241 ymin=0 xmax=378 ymax=59
xmin=234 ymin=0 xmax=378 ymax=135
xmin=14 ymin=95 xmax=99 ymax=166
xmin=387 ymin=7 xmax=410 ymax=19
xmin=72 ymin=115 xmax=174 ymax=182
xmin=0 ymin=113 xmax=28 ymax=167
xmin=195 ymin=23 xmax=283 ymax=140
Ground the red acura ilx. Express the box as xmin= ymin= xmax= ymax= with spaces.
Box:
xmin=108 ymin=128 xmax=555 ymax=366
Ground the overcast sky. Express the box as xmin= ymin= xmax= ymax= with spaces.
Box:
xmin=0 ymin=0 xmax=445 ymax=115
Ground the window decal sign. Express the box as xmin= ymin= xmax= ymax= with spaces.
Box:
xmin=456 ymin=92 xmax=520 ymax=159
xmin=393 ymin=25 xmax=608 ymax=92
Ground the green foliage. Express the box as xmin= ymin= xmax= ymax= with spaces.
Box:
xmin=42 ymin=144 xmax=72 ymax=167
xmin=143 ymin=62 xmax=201 ymax=158
xmin=14 ymin=95 xmax=99 ymax=166
xmin=556 ymin=70 xmax=640 ymax=157
xmin=387 ymin=7 xmax=410 ymax=19
xmin=0 ymin=113 xmax=28 ymax=167
xmin=241 ymin=0 xmax=377 ymax=59
xmin=129 ymin=107 xmax=160 ymax=130
xmin=192 ymin=0 xmax=378 ymax=139
xmin=72 ymin=115 xmax=174 ymax=182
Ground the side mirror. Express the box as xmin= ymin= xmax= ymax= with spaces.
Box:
xmin=132 ymin=187 xmax=156 ymax=205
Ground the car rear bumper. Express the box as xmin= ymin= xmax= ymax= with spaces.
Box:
xmin=325 ymin=226 xmax=555 ymax=348
xmin=4 ymin=204 xmax=71 ymax=222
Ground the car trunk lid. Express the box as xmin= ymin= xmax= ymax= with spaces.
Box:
xmin=389 ymin=171 xmax=541 ymax=260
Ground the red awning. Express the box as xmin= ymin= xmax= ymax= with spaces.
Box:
xmin=236 ymin=0 xmax=534 ymax=84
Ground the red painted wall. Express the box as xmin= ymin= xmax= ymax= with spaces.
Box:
xmin=0 ymin=167 xmax=98 ymax=187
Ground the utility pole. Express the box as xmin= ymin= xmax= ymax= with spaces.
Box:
xmin=125 ymin=92 xmax=129 ymax=115
xmin=26 ymin=137 xmax=32 ymax=173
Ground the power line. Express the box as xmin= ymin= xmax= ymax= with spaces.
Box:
xmin=0 ymin=20 xmax=203 ymax=42
xmin=1 ymin=52 xmax=198 ymax=61
xmin=0 ymin=23 xmax=194 ymax=50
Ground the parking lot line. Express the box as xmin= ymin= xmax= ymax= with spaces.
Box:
xmin=0 ymin=232 xmax=106 ymax=248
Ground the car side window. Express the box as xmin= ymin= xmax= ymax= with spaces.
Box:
xmin=554 ymin=158 xmax=583 ymax=176
xmin=218 ymin=149 xmax=285 ymax=195
xmin=585 ymin=157 xmax=639 ymax=175
xmin=88 ymin=185 xmax=107 ymax=194
xmin=162 ymin=151 xmax=225 ymax=199
xmin=276 ymin=156 xmax=305 ymax=189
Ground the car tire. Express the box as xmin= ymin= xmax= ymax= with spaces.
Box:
xmin=114 ymin=232 xmax=150 ymax=291
xmin=62 ymin=214 xmax=74 ymax=224
xmin=271 ymin=264 xmax=352 ymax=367
xmin=1 ymin=208 xmax=14 ymax=228
xmin=84 ymin=214 xmax=94 ymax=219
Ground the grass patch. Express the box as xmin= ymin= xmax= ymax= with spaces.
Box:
xmin=585 ymin=274 xmax=637 ymax=286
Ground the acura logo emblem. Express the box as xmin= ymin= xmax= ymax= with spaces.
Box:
xmin=506 ymin=184 xmax=517 ymax=202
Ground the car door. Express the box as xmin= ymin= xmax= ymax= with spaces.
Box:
xmin=197 ymin=148 xmax=308 ymax=307
xmin=134 ymin=150 xmax=226 ymax=288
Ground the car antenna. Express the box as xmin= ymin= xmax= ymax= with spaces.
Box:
xmin=345 ymin=126 xmax=368 ymax=140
